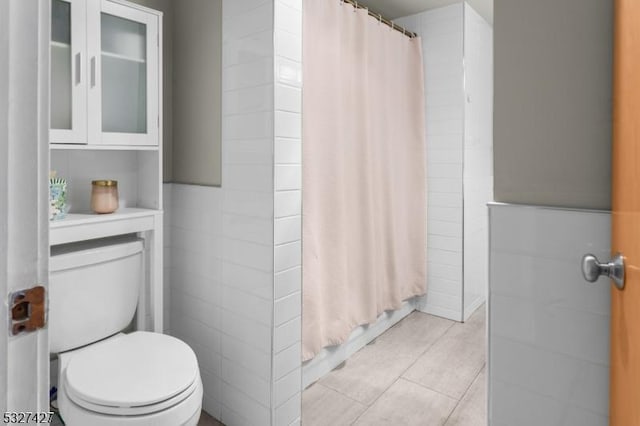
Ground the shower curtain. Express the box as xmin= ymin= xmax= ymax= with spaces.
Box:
xmin=302 ymin=0 xmax=427 ymax=361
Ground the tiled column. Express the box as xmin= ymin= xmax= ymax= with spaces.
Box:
xmin=272 ymin=2 xmax=303 ymax=425
xmin=220 ymin=1 xmax=275 ymax=424
xmin=220 ymin=1 xmax=302 ymax=424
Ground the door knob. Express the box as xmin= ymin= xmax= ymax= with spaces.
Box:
xmin=581 ymin=253 xmax=625 ymax=290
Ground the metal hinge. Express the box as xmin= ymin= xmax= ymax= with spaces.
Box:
xmin=9 ymin=286 xmax=46 ymax=336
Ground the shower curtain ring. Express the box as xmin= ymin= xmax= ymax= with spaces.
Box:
xmin=354 ymin=1 xmax=358 ymax=11
xmin=379 ymin=13 xmax=382 ymax=24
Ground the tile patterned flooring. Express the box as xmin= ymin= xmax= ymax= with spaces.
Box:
xmin=302 ymin=306 xmax=487 ymax=426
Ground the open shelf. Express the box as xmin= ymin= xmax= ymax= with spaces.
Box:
xmin=50 ymin=207 xmax=162 ymax=245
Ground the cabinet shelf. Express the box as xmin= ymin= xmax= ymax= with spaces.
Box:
xmin=50 ymin=207 xmax=161 ymax=245
xmin=51 ymin=41 xmax=71 ymax=49
xmin=50 ymin=143 xmax=159 ymax=151
xmin=102 ymin=50 xmax=146 ymax=64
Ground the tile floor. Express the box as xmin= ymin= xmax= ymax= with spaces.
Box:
xmin=302 ymin=305 xmax=487 ymax=426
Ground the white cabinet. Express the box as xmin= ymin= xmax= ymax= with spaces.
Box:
xmin=49 ymin=0 xmax=164 ymax=332
xmin=50 ymin=0 xmax=160 ymax=147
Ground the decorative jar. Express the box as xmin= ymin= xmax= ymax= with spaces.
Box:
xmin=91 ymin=180 xmax=119 ymax=214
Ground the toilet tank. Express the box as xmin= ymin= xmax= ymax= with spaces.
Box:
xmin=49 ymin=237 xmax=144 ymax=353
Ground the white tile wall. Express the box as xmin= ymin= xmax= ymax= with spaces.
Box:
xmin=462 ymin=3 xmax=493 ymax=320
xmin=397 ymin=4 xmax=465 ymax=321
xmin=221 ymin=0 xmax=277 ymax=424
xmin=272 ymin=1 xmax=303 ymax=424
xmin=488 ymin=203 xmax=610 ymax=426
xmin=396 ymin=2 xmax=493 ymax=322
xmin=165 ymin=183 xmax=224 ymax=419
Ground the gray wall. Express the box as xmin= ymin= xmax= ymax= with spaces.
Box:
xmin=172 ymin=0 xmax=222 ymax=186
xmin=130 ymin=0 xmax=222 ymax=186
xmin=493 ymin=0 xmax=613 ymax=210
xmin=129 ymin=0 xmax=174 ymax=182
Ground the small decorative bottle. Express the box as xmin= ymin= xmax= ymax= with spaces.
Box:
xmin=49 ymin=171 xmax=68 ymax=221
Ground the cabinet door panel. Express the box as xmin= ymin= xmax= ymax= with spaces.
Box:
xmin=88 ymin=0 xmax=159 ymax=146
xmin=50 ymin=0 xmax=87 ymax=144
xmin=101 ymin=12 xmax=147 ymax=134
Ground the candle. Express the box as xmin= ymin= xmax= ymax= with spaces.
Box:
xmin=91 ymin=180 xmax=119 ymax=214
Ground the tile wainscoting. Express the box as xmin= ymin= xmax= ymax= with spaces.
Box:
xmin=164 ymin=183 xmax=225 ymax=418
xmin=488 ymin=203 xmax=610 ymax=426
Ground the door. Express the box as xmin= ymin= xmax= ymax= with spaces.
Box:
xmin=50 ymin=0 xmax=87 ymax=144
xmin=611 ymin=0 xmax=640 ymax=423
xmin=87 ymin=0 xmax=159 ymax=146
xmin=0 ymin=0 xmax=50 ymax=415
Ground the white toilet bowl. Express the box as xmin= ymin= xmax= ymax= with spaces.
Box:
xmin=57 ymin=332 xmax=202 ymax=426
xmin=49 ymin=238 xmax=203 ymax=426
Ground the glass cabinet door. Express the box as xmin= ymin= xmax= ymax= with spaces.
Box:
xmin=88 ymin=0 xmax=159 ymax=146
xmin=101 ymin=13 xmax=147 ymax=134
xmin=50 ymin=0 xmax=86 ymax=144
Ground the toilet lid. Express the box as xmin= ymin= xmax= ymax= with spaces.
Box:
xmin=65 ymin=332 xmax=199 ymax=409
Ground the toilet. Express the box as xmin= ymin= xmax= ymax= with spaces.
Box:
xmin=49 ymin=237 xmax=203 ymax=426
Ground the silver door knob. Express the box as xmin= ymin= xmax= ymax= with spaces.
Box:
xmin=581 ymin=253 xmax=625 ymax=290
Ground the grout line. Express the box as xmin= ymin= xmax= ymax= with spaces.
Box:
xmin=275 ymin=81 xmax=303 ymax=92
xmin=312 ymin=382 xmax=366 ymax=407
xmin=396 ymin=321 xmax=456 ymax=378
xmin=222 ymin=81 xmax=274 ymax=95
xmin=274 ymin=213 xmax=302 ymax=220
xmin=442 ymin=362 xmax=486 ymax=425
xmin=400 ymin=375 xmax=462 ymax=401
xmin=348 ymin=376 xmax=403 ymax=425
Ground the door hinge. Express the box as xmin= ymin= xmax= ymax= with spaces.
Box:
xmin=9 ymin=286 xmax=46 ymax=336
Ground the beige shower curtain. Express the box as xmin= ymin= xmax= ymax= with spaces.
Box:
xmin=302 ymin=0 xmax=428 ymax=361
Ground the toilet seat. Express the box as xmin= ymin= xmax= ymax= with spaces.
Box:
xmin=65 ymin=373 xmax=199 ymax=416
xmin=63 ymin=331 xmax=199 ymax=416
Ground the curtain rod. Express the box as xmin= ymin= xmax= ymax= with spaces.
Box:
xmin=341 ymin=0 xmax=418 ymax=39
